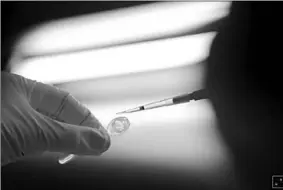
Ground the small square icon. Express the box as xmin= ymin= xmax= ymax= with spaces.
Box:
xmin=272 ymin=175 xmax=283 ymax=189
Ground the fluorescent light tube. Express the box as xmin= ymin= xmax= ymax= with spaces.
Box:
xmin=16 ymin=2 xmax=231 ymax=56
xmin=13 ymin=32 xmax=216 ymax=84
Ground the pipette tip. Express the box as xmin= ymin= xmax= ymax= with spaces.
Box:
xmin=116 ymin=107 xmax=142 ymax=114
xmin=116 ymin=111 xmax=127 ymax=115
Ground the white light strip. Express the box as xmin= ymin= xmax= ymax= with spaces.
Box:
xmin=16 ymin=2 xmax=231 ymax=56
xmin=13 ymin=32 xmax=216 ymax=84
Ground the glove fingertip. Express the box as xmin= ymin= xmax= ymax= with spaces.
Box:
xmin=79 ymin=127 xmax=111 ymax=155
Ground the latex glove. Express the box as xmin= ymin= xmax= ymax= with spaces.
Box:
xmin=1 ymin=72 xmax=111 ymax=166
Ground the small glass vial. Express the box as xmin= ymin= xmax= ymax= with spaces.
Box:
xmin=58 ymin=116 xmax=130 ymax=164
xmin=106 ymin=116 xmax=130 ymax=136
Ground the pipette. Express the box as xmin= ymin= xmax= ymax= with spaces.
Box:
xmin=116 ymin=89 xmax=209 ymax=114
xmin=58 ymin=89 xmax=208 ymax=164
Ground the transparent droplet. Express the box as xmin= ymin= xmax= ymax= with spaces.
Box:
xmin=107 ymin=116 xmax=130 ymax=136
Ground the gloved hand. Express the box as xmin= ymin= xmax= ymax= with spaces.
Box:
xmin=1 ymin=72 xmax=111 ymax=166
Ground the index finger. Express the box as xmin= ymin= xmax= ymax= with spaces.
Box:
xmin=30 ymin=81 xmax=101 ymax=129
